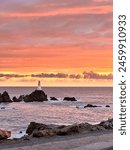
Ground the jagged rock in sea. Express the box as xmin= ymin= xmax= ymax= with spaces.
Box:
xmin=26 ymin=118 xmax=113 ymax=138
xmin=84 ymin=104 xmax=102 ymax=108
xmin=0 ymin=129 xmax=11 ymax=140
xmin=50 ymin=97 xmax=58 ymax=101
xmin=24 ymin=90 xmax=48 ymax=102
xmin=18 ymin=95 xmax=25 ymax=101
xmin=0 ymin=91 xmax=12 ymax=103
xmin=13 ymin=96 xmax=22 ymax=102
xmin=106 ymin=105 xmax=110 ymax=108
xmin=63 ymin=97 xmax=77 ymax=101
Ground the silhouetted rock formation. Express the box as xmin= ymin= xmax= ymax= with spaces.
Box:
xmin=63 ymin=97 xmax=77 ymax=101
xmin=24 ymin=90 xmax=48 ymax=102
xmin=0 ymin=91 xmax=12 ymax=103
xmin=106 ymin=105 xmax=110 ymax=107
xmin=50 ymin=97 xmax=58 ymax=101
xmin=84 ymin=104 xmax=102 ymax=108
xmin=13 ymin=96 xmax=22 ymax=102
xmin=0 ymin=129 xmax=11 ymax=140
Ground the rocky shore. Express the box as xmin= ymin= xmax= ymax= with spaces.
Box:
xmin=0 ymin=119 xmax=113 ymax=150
xmin=0 ymin=118 xmax=113 ymax=140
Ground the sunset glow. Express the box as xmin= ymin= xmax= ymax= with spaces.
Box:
xmin=0 ymin=0 xmax=112 ymax=86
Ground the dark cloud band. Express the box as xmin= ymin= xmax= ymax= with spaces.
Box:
xmin=0 ymin=72 xmax=113 ymax=80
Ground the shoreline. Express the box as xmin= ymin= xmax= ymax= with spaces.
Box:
xmin=0 ymin=130 xmax=113 ymax=150
xmin=0 ymin=118 xmax=113 ymax=150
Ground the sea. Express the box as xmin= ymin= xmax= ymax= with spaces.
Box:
xmin=0 ymin=87 xmax=113 ymax=138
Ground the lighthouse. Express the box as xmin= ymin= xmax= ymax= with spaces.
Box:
xmin=37 ymin=81 xmax=42 ymax=90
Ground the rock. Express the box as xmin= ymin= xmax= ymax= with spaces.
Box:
xmin=63 ymin=97 xmax=77 ymax=101
xmin=0 ymin=129 xmax=11 ymax=140
xmin=24 ymin=90 xmax=48 ymax=102
xmin=99 ymin=119 xmax=113 ymax=129
xmin=1 ymin=107 xmax=5 ymax=110
xmin=0 ymin=93 xmax=3 ymax=103
xmin=55 ymin=124 xmax=80 ymax=135
xmin=26 ymin=122 xmax=48 ymax=135
xmin=18 ymin=95 xmax=25 ymax=101
xmin=106 ymin=105 xmax=110 ymax=107
xmin=1 ymin=91 xmax=12 ymax=103
xmin=50 ymin=97 xmax=58 ymax=101
xmin=84 ymin=104 xmax=101 ymax=108
xmin=26 ymin=118 xmax=113 ymax=138
xmin=13 ymin=96 xmax=22 ymax=102
xmin=33 ymin=129 xmax=56 ymax=137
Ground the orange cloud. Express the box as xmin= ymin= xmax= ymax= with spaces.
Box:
xmin=0 ymin=0 xmax=112 ymax=86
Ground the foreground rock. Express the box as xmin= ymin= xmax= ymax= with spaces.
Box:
xmin=63 ymin=97 xmax=77 ymax=101
xmin=84 ymin=104 xmax=102 ymax=108
xmin=0 ymin=129 xmax=11 ymax=140
xmin=26 ymin=118 xmax=113 ymax=138
xmin=24 ymin=90 xmax=48 ymax=102
xmin=0 ymin=91 xmax=12 ymax=103
xmin=99 ymin=119 xmax=113 ymax=129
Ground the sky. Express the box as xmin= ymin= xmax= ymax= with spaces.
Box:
xmin=0 ymin=0 xmax=113 ymax=87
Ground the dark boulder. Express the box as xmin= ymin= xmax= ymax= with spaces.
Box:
xmin=0 ymin=129 xmax=11 ymax=140
xmin=18 ymin=95 xmax=25 ymax=101
xmin=50 ymin=97 xmax=58 ymax=101
xmin=13 ymin=96 xmax=22 ymax=102
xmin=106 ymin=105 xmax=110 ymax=107
xmin=84 ymin=104 xmax=101 ymax=108
xmin=1 ymin=107 xmax=5 ymax=110
xmin=99 ymin=118 xmax=113 ymax=129
xmin=1 ymin=91 xmax=12 ymax=103
xmin=24 ymin=90 xmax=48 ymax=102
xmin=63 ymin=97 xmax=77 ymax=101
xmin=26 ymin=122 xmax=48 ymax=135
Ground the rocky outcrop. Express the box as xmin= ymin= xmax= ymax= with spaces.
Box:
xmin=0 ymin=91 xmax=12 ymax=103
xmin=26 ymin=118 xmax=113 ymax=138
xmin=26 ymin=122 xmax=48 ymax=135
xmin=0 ymin=129 xmax=11 ymax=140
xmin=24 ymin=90 xmax=48 ymax=102
xmin=99 ymin=119 xmax=113 ymax=129
xmin=13 ymin=96 xmax=22 ymax=102
xmin=50 ymin=97 xmax=58 ymax=101
xmin=84 ymin=104 xmax=101 ymax=108
xmin=106 ymin=105 xmax=110 ymax=108
xmin=63 ymin=97 xmax=77 ymax=101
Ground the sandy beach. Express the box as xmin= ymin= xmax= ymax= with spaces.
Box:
xmin=0 ymin=130 xmax=112 ymax=150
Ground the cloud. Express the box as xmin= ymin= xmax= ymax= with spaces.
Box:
xmin=69 ymin=74 xmax=82 ymax=79
xmin=83 ymin=71 xmax=113 ymax=80
xmin=0 ymin=73 xmax=28 ymax=79
xmin=0 ymin=0 xmax=112 ymax=77
xmin=31 ymin=73 xmax=68 ymax=78
xmin=0 ymin=71 xmax=113 ymax=81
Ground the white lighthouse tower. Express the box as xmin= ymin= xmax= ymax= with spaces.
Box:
xmin=37 ymin=81 xmax=42 ymax=90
